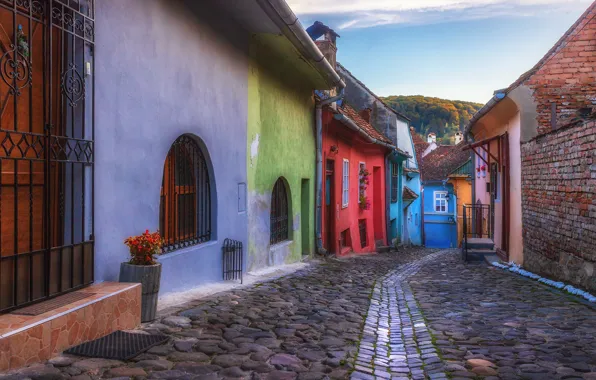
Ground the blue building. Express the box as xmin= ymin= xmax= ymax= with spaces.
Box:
xmin=420 ymin=144 xmax=471 ymax=248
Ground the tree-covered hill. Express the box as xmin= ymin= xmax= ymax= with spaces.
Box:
xmin=382 ymin=95 xmax=483 ymax=144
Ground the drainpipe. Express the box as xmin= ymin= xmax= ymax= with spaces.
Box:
xmin=315 ymin=92 xmax=345 ymax=255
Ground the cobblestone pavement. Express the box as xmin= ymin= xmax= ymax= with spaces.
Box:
xmin=352 ymin=250 xmax=449 ymax=380
xmin=410 ymin=250 xmax=596 ymax=380
xmin=1 ymin=247 xmax=436 ymax=380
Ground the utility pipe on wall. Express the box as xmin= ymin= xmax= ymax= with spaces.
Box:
xmin=315 ymin=93 xmax=344 ymax=255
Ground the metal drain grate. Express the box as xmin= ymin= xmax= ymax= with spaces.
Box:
xmin=12 ymin=292 xmax=95 ymax=316
xmin=65 ymin=331 xmax=169 ymax=360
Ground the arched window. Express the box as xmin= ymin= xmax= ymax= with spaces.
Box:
xmin=160 ymin=135 xmax=211 ymax=252
xmin=270 ymin=178 xmax=289 ymax=244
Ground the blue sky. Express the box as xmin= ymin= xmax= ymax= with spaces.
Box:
xmin=288 ymin=0 xmax=592 ymax=103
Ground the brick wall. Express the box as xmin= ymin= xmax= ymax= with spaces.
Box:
xmin=523 ymin=5 xmax=596 ymax=135
xmin=521 ymin=120 xmax=596 ymax=292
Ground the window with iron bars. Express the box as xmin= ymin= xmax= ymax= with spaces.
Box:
xmin=391 ymin=162 xmax=399 ymax=203
xmin=270 ymin=178 xmax=289 ymax=244
xmin=160 ymin=135 xmax=212 ymax=253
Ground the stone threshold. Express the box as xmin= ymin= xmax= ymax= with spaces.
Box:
xmin=0 ymin=282 xmax=141 ymax=372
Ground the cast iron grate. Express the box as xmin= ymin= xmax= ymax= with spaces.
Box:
xmin=65 ymin=331 xmax=169 ymax=360
xmin=11 ymin=292 xmax=95 ymax=316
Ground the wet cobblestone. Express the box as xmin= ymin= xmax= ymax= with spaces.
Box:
xmin=410 ymin=250 xmax=596 ymax=380
xmin=0 ymin=248 xmax=434 ymax=380
xmin=351 ymin=250 xmax=449 ymax=380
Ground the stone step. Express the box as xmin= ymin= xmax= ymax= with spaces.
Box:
xmin=465 ymin=248 xmax=496 ymax=262
xmin=464 ymin=238 xmax=495 ymax=250
xmin=377 ymin=245 xmax=391 ymax=253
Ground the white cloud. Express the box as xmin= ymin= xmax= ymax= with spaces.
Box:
xmin=288 ymin=0 xmax=591 ymax=29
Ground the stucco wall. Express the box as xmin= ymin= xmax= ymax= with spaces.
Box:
xmin=95 ymin=0 xmax=248 ymax=294
xmin=337 ymin=65 xmax=422 ymax=245
xmin=448 ymin=177 xmax=472 ymax=247
xmin=472 ymin=112 xmax=523 ymax=263
xmin=321 ymin=113 xmax=387 ymax=254
xmin=247 ymin=35 xmax=316 ymax=271
xmin=423 ymin=182 xmax=457 ymax=248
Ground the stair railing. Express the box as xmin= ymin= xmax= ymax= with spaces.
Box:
xmin=462 ymin=203 xmax=492 ymax=262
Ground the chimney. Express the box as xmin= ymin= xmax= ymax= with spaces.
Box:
xmin=427 ymin=133 xmax=436 ymax=144
xmin=454 ymin=132 xmax=463 ymax=144
xmin=307 ymin=22 xmax=340 ymax=70
xmin=359 ymin=108 xmax=372 ymax=123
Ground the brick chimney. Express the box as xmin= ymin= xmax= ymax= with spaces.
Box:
xmin=359 ymin=108 xmax=372 ymax=123
xmin=308 ymin=22 xmax=340 ymax=70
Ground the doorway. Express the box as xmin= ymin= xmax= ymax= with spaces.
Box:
xmin=300 ymin=179 xmax=310 ymax=256
xmin=324 ymin=159 xmax=334 ymax=253
xmin=373 ymin=166 xmax=383 ymax=241
xmin=0 ymin=0 xmax=96 ymax=312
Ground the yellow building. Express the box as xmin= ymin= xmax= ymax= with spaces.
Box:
xmin=448 ymin=159 xmax=473 ymax=247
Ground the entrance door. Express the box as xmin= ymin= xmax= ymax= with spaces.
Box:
xmin=324 ymin=160 xmax=334 ymax=253
xmin=372 ymin=167 xmax=383 ymax=241
xmin=0 ymin=0 xmax=95 ymax=312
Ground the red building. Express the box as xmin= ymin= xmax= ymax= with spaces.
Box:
xmin=321 ymin=103 xmax=399 ymax=255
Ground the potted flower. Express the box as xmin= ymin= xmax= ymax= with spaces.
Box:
xmin=119 ymin=230 xmax=163 ymax=322
xmin=359 ymin=167 xmax=370 ymax=210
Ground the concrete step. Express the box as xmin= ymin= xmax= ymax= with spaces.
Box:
xmin=464 ymin=248 xmax=496 ymax=262
xmin=377 ymin=246 xmax=391 ymax=253
xmin=464 ymin=237 xmax=495 ymax=250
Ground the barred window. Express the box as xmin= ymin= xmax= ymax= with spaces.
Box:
xmin=270 ymin=178 xmax=289 ymax=244
xmin=391 ymin=162 xmax=399 ymax=203
xmin=160 ymin=135 xmax=211 ymax=253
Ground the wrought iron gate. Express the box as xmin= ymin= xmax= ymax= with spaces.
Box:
xmin=0 ymin=0 xmax=94 ymax=313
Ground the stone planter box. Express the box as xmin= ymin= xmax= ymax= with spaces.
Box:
xmin=119 ymin=263 xmax=161 ymax=322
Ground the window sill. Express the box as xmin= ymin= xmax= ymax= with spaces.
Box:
xmin=270 ymin=240 xmax=293 ymax=249
xmin=157 ymin=240 xmax=218 ymax=261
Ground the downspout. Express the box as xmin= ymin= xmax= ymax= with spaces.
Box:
xmin=315 ymin=92 xmax=345 ymax=255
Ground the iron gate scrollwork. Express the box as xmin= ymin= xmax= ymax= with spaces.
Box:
xmin=0 ymin=0 xmax=95 ymax=313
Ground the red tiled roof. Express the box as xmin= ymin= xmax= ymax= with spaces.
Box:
xmin=337 ymin=104 xmax=393 ymax=144
xmin=420 ymin=142 xmax=471 ymax=181
xmin=403 ymin=186 xmax=418 ymax=200
xmin=411 ymin=132 xmax=429 ymax=167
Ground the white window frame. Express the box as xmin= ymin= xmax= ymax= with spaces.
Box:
xmin=342 ymin=159 xmax=349 ymax=208
xmin=434 ymin=191 xmax=448 ymax=213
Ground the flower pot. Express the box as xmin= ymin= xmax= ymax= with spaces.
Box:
xmin=119 ymin=262 xmax=162 ymax=322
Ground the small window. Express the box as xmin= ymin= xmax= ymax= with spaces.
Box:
xmin=391 ymin=162 xmax=399 ymax=203
xmin=434 ymin=191 xmax=448 ymax=213
xmin=342 ymin=159 xmax=349 ymax=208
xmin=270 ymin=178 xmax=289 ymax=245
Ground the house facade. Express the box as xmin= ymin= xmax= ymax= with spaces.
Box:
xmin=465 ymin=3 xmax=595 ymax=292
xmin=336 ymin=63 xmax=422 ymax=246
xmin=420 ymin=143 xmax=471 ymax=248
xmin=320 ymin=103 xmax=402 ymax=255
xmin=245 ymin=14 xmax=341 ymax=271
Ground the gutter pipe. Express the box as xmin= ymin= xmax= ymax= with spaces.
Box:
xmin=255 ymin=0 xmax=346 ymax=89
xmin=314 ymin=93 xmax=344 ymax=255
xmin=464 ymin=92 xmax=506 ymax=141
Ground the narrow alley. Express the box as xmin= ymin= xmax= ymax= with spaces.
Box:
xmin=5 ymin=249 xmax=595 ymax=380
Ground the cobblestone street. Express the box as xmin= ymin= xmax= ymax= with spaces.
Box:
xmin=3 ymin=248 xmax=596 ymax=380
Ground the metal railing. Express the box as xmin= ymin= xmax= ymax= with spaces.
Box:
xmin=222 ymin=238 xmax=243 ymax=283
xmin=462 ymin=204 xmax=492 ymax=261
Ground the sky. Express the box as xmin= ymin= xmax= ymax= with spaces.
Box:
xmin=287 ymin=0 xmax=592 ymax=104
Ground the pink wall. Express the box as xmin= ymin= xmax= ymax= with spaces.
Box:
xmin=472 ymin=111 xmax=523 ymax=264
xmin=321 ymin=111 xmax=387 ymax=255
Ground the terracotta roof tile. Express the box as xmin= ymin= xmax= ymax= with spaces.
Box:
xmin=337 ymin=104 xmax=393 ymax=144
xmin=403 ymin=186 xmax=418 ymax=200
xmin=420 ymin=142 xmax=471 ymax=181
